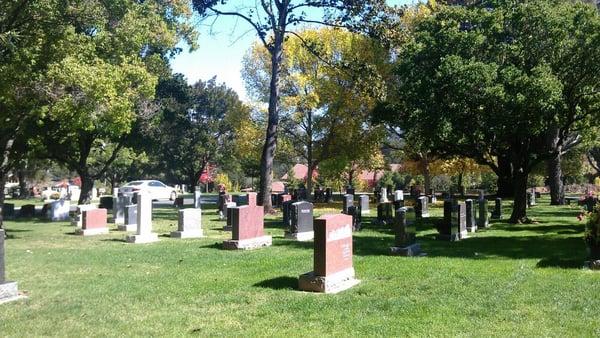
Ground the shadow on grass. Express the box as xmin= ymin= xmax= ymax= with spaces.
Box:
xmin=346 ymin=231 xmax=586 ymax=269
xmin=198 ymin=242 xmax=223 ymax=250
xmin=101 ymin=238 xmax=126 ymax=243
xmin=253 ymin=276 xmax=298 ymax=290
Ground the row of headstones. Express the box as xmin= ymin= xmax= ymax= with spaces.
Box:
xmin=437 ymin=196 xmax=503 ymax=241
xmin=74 ymin=188 xmax=204 ymax=242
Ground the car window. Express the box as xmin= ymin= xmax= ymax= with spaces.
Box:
xmin=127 ymin=181 xmax=144 ymax=186
xmin=149 ymin=181 xmax=163 ymax=187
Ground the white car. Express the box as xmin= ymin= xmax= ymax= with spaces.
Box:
xmin=120 ymin=180 xmax=177 ymax=201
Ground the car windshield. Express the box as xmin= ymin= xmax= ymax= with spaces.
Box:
xmin=126 ymin=181 xmax=145 ymax=186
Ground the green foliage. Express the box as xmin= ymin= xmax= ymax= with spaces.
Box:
xmin=377 ymin=0 xmax=600 ymax=221
xmin=151 ymin=75 xmax=246 ymax=187
xmin=479 ymin=172 xmax=498 ymax=193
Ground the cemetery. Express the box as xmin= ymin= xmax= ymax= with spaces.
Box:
xmin=1 ymin=0 xmax=600 ymax=336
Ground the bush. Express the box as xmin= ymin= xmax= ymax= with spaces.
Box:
xmin=479 ymin=172 xmax=498 ymax=193
xmin=528 ymin=174 xmax=545 ymax=188
xmin=431 ymin=175 xmax=452 ymax=192
xmin=214 ymin=173 xmax=233 ymax=192
xmin=583 ymin=202 xmax=600 ymax=260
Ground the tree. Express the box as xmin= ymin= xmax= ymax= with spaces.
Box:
xmin=242 ymin=27 xmax=389 ymax=199
xmin=375 ymin=1 xmax=600 ymax=223
xmin=153 ymin=74 xmax=247 ymax=190
xmin=192 ymin=0 xmax=389 ymax=210
xmin=33 ymin=0 xmax=196 ymax=204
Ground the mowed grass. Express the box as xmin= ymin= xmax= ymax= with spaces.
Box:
xmin=1 ymin=196 xmax=599 ymax=336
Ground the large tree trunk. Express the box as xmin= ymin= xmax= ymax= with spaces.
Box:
xmin=509 ymin=170 xmax=528 ymax=223
xmin=421 ymin=154 xmax=431 ymax=194
xmin=306 ymin=109 xmax=314 ymax=201
xmin=496 ymin=154 xmax=514 ymax=197
xmin=547 ymin=153 xmax=565 ymax=205
xmin=258 ymin=31 xmax=284 ymax=212
xmin=78 ymin=171 xmax=94 ymax=205
xmin=17 ymin=168 xmax=28 ymax=198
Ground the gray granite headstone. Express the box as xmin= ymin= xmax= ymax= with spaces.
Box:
xmin=359 ymin=195 xmax=370 ymax=215
xmin=347 ymin=205 xmax=361 ymax=231
xmin=194 ymin=188 xmax=202 ymax=208
xmin=379 ymin=187 xmax=389 ymax=203
xmin=465 ymin=199 xmax=477 ymax=232
xmin=451 ymin=203 xmax=467 ymax=240
xmin=342 ymin=194 xmax=354 ymax=214
xmin=282 ymin=200 xmax=294 ymax=228
xmin=416 ymin=196 xmax=429 ymax=218
xmin=2 ymin=204 xmax=15 ymax=219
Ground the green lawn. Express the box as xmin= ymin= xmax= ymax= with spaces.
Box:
xmin=1 ymin=197 xmax=599 ymax=336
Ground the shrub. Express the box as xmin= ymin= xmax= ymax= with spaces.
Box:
xmin=214 ymin=173 xmax=233 ymax=192
xmin=582 ymin=198 xmax=600 ymax=260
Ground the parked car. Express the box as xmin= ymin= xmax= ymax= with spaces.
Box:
xmin=120 ymin=180 xmax=177 ymax=201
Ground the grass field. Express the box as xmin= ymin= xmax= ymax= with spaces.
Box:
xmin=1 ymin=197 xmax=599 ymax=336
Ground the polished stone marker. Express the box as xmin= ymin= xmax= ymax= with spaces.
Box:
xmin=342 ymin=194 xmax=354 ymax=214
xmin=491 ymin=198 xmax=502 ymax=219
xmin=415 ymin=196 xmax=429 ymax=218
xmin=358 ymin=195 xmax=370 ymax=215
xmin=285 ymin=201 xmax=314 ymax=241
xmin=223 ymin=193 xmax=272 ymax=250
xmin=299 ymin=214 xmax=359 ymax=293
xmin=77 ymin=208 xmax=109 ymax=236
xmin=390 ymin=207 xmax=422 ymax=256
xmin=171 ymin=208 xmax=203 ymax=239
xmin=465 ymin=199 xmax=477 ymax=233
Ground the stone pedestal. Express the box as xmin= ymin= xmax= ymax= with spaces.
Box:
xmin=223 ymin=235 xmax=273 ymax=250
xmin=77 ymin=208 xmax=109 ymax=236
xmin=171 ymin=208 xmax=203 ymax=239
xmin=298 ymin=214 xmax=359 ymax=294
xmin=223 ymin=193 xmax=271 ymax=250
xmin=126 ymin=191 xmax=158 ymax=244
xmin=118 ymin=204 xmax=137 ymax=231
xmin=298 ymin=268 xmax=360 ymax=294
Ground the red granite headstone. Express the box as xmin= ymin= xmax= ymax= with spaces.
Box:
xmin=299 ymin=214 xmax=359 ymax=293
xmin=224 ymin=192 xmax=271 ymax=250
xmin=78 ymin=208 xmax=109 ymax=236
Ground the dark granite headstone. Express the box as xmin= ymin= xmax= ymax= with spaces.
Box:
xmin=233 ymin=194 xmax=248 ymax=206
xmin=415 ymin=196 xmax=429 ymax=219
xmin=173 ymin=197 xmax=184 ymax=208
xmin=478 ymin=198 xmax=489 ymax=228
xmin=342 ymin=194 xmax=354 ymax=214
xmin=451 ymin=203 xmax=467 ymax=240
xmin=2 ymin=203 xmax=15 ymax=219
xmin=358 ymin=195 xmax=370 ymax=215
xmin=347 ymin=206 xmax=361 ymax=231
xmin=282 ymin=200 xmax=294 ymax=228
xmin=346 ymin=187 xmax=355 ymax=196
xmin=325 ymin=188 xmax=333 ymax=203
xmin=20 ymin=204 xmax=35 ymax=218
xmin=491 ymin=198 xmax=502 ymax=219
xmin=376 ymin=202 xmax=394 ymax=225
xmin=125 ymin=204 xmax=137 ymax=227
xmin=291 ymin=201 xmax=313 ymax=234
xmin=390 ymin=207 xmax=422 ymax=256
xmin=465 ymin=199 xmax=477 ymax=232
xmin=99 ymin=196 xmax=113 ymax=210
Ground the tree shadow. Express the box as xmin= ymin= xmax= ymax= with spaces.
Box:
xmin=347 ymin=231 xmax=586 ymax=269
xmin=495 ymin=223 xmax=584 ymax=234
xmin=198 ymin=242 xmax=223 ymax=250
xmin=253 ymin=276 xmax=298 ymax=290
xmin=273 ymin=240 xmax=313 ymax=250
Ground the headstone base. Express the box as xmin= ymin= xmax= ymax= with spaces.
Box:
xmin=360 ymin=209 xmax=370 ymax=216
xmin=390 ymin=243 xmax=422 ymax=256
xmin=117 ymin=224 xmax=137 ymax=231
xmin=0 ymin=282 xmax=26 ymax=304
xmin=466 ymin=226 xmax=478 ymax=233
xmin=223 ymin=235 xmax=272 ymax=250
xmin=170 ymin=230 xmax=204 ymax=239
xmin=420 ymin=213 xmax=430 ymax=218
xmin=436 ymin=232 xmax=468 ymax=241
xmin=298 ymin=268 xmax=360 ymax=294
xmin=126 ymin=233 xmax=159 ymax=244
xmin=223 ymin=225 xmax=232 ymax=231
xmin=77 ymin=228 xmax=109 ymax=236
xmin=284 ymin=231 xmax=314 ymax=241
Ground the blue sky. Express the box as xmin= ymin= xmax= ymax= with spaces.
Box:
xmin=170 ymin=0 xmax=419 ymax=101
